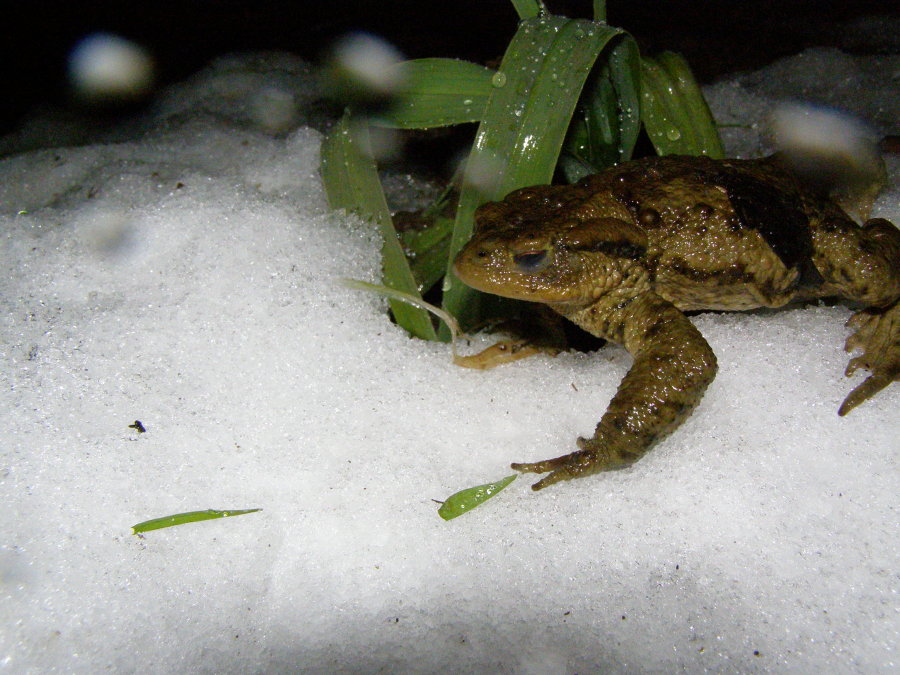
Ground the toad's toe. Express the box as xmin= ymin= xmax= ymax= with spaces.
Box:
xmin=512 ymin=437 xmax=639 ymax=490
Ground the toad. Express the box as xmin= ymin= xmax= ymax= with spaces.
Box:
xmin=453 ymin=154 xmax=899 ymax=490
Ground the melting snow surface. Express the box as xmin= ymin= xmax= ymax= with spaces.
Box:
xmin=1 ymin=48 xmax=897 ymax=672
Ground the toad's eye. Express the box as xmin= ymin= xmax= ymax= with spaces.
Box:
xmin=513 ymin=250 xmax=549 ymax=272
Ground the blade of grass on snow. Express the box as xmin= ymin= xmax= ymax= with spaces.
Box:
xmin=132 ymin=508 xmax=261 ymax=534
xmin=320 ymin=110 xmax=437 ymax=340
xmin=441 ymin=16 xmax=627 ymax=336
xmin=640 ymin=52 xmax=724 ymax=158
xmin=373 ymin=58 xmax=495 ymax=129
xmin=437 ymin=474 xmax=517 ymax=520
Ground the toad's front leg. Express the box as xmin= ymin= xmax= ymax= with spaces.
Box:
xmin=839 ymin=300 xmax=899 ymax=415
xmin=513 ymin=293 xmax=717 ymax=490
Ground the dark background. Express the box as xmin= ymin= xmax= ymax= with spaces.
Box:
xmin=2 ymin=0 xmax=897 ymax=137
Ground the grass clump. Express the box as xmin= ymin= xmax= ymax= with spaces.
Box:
xmin=320 ymin=0 xmax=722 ymax=339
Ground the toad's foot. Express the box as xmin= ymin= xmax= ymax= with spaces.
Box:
xmin=454 ymin=339 xmax=559 ymax=370
xmin=839 ymin=302 xmax=899 ymax=415
xmin=511 ymin=436 xmax=638 ymax=491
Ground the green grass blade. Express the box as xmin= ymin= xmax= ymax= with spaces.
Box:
xmin=510 ymin=0 xmax=545 ymax=20
xmin=400 ymin=212 xmax=454 ymax=255
xmin=341 ymin=278 xmax=465 ymax=348
xmin=320 ymin=110 xmax=437 ymax=340
xmin=640 ymin=52 xmax=724 ymax=158
xmin=373 ymin=59 xmax=494 ymax=129
xmin=438 ymin=474 xmax=517 ymax=520
xmin=132 ymin=508 xmax=261 ymax=534
xmin=441 ymin=17 xmax=625 ymax=335
xmin=400 ymin=214 xmax=454 ymax=293
xmin=604 ymin=35 xmax=641 ymax=160
xmin=593 ymin=0 xmax=606 ymax=22
xmin=561 ymin=33 xmax=640 ymax=182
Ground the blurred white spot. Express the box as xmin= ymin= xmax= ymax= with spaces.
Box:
xmin=331 ymin=32 xmax=403 ymax=96
xmin=68 ymin=33 xmax=155 ymax=101
xmin=347 ymin=118 xmax=401 ymax=162
xmin=772 ymin=103 xmax=876 ymax=167
xmin=252 ymin=86 xmax=298 ymax=134
xmin=462 ymin=152 xmax=505 ymax=198
xmin=366 ymin=126 xmax=401 ymax=162
xmin=81 ymin=209 xmax=136 ymax=258
xmin=771 ymin=103 xmax=885 ymax=221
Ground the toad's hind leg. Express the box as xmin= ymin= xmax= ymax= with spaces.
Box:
xmin=813 ymin=217 xmax=900 ymax=414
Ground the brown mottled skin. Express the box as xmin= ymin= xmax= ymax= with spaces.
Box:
xmin=453 ymin=154 xmax=900 ymax=490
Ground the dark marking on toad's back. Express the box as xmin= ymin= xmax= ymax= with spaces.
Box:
xmin=714 ymin=168 xmax=813 ymax=270
xmin=454 ymin=154 xmax=900 ymax=490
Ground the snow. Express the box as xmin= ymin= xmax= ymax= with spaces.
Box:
xmin=1 ymin=45 xmax=897 ymax=673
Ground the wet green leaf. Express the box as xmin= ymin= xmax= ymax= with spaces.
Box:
xmin=132 ymin=508 xmax=261 ymax=534
xmin=438 ymin=474 xmax=517 ymax=520
xmin=510 ymin=0 xmax=545 ymax=20
xmin=640 ymin=52 xmax=724 ymax=158
xmin=561 ymin=34 xmax=640 ymax=182
xmin=320 ymin=110 xmax=437 ymax=340
xmin=374 ymin=58 xmax=494 ymax=129
xmin=400 ymin=214 xmax=455 ymax=293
